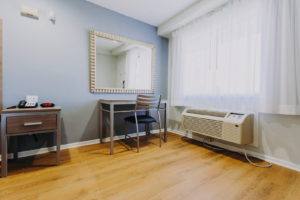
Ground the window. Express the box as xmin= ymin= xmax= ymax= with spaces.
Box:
xmin=170 ymin=0 xmax=263 ymax=112
xmin=170 ymin=0 xmax=300 ymax=115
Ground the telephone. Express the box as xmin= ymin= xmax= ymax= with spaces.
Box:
xmin=18 ymin=100 xmax=38 ymax=108
xmin=18 ymin=95 xmax=38 ymax=108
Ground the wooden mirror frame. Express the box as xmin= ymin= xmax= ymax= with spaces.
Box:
xmin=0 ymin=19 xmax=2 ymax=110
xmin=89 ymin=30 xmax=155 ymax=93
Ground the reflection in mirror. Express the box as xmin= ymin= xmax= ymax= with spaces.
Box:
xmin=90 ymin=30 xmax=155 ymax=93
xmin=96 ymin=37 xmax=152 ymax=89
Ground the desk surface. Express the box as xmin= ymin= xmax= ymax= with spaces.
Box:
xmin=1 ymin=106 xmax=61 ymax=114
xmin=99 ymin=99 xmax=167 ymax=104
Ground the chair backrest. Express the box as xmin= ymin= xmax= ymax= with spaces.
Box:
xmin=135 ymin=94 xmax=161 ymax=112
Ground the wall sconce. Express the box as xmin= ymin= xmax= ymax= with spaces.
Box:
xmin=48 ymin=11 xmax=56 ymax=23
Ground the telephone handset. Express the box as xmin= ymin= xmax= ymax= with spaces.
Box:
xmin=18 ymin=100 xmax=38 ymax=108
xmin=18 ymin=100 xmax=26 ymax=108
xmin=18 ymin=95 xmax=38 ymax=108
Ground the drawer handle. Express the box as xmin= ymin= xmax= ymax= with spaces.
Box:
xmin=24 ymin=122 xmax=43 ymax=126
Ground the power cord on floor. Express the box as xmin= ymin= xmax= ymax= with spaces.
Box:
xmin=243 ymin=149 xmax=272 ymax=168
xmin=201 ymin=137 xmax=272 ymax=168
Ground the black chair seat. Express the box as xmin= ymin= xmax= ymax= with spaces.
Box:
xmin=125 ymin=115 xmax=157 ymax=124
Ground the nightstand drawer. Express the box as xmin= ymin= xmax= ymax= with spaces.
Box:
xmin=6 ymin=114 xmax=57 ymax=134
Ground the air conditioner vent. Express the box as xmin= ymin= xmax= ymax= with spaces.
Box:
xmin=182 ymin=109 xmax=253 ymax=145
xmin=183 ymin=115 xmax=222 ymax=138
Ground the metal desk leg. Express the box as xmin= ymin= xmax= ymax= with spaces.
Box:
xmin=56 ymin=112 xmax=61 ymax=166
xmin=164 ymin=103 xmax=167 ymax=142
xmin=99 ymin=103 xmax=103 ymax=143
xmin=1 ymin=115 xmax=7 ymax=177
xmin=110 ymin=104 xmax=114 ymax=155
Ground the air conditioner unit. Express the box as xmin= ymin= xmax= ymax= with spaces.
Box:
xmin=182 ymin=109 xmax=253 ymax=145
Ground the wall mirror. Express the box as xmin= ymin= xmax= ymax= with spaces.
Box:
xmin=90 ymin=30 xmax=155 ymax=93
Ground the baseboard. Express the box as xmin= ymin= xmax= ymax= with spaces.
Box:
xmin=168 ymin=128 xmax=300 ymax=172
xmin=0 ymin=129 xmax=163 ymax=160
xmin=2 ymin=128 xmax=299 ymax=172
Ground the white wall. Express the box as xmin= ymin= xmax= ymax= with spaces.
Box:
xmin=95 ymin=53 xmax=117 ymax=88
xmin=258 ymin=114 xmax=300 ymax=165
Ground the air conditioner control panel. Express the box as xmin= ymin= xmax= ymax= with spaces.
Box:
xmin=226 ymin=113 xmax=245 ymax=120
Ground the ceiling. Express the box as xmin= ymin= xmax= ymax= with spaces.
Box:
xmin=86 ymin=0 xmax=200 ymax=26
xmin=96 ymin=37 xmax=147 ymax=56
xmin=96 ymin=37 xmax=122 ymax=52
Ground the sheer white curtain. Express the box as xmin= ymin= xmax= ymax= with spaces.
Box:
xmin=170 ymin=0 xmax=262 ymax=111
xmin=259 ymin=0 xmax=300 ymax=115
xmin=169 ymin=0 xmax=300 ymax=115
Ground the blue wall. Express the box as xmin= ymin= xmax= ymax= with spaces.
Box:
xmin=0 ymin=0 xmax=168 ymax=151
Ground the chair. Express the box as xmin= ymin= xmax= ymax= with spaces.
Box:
xmin=124 ymin=94 xmax=162 ymax=152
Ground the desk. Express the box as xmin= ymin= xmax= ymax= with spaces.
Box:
xmin=99 ymin=99 xmax=167 ymax=155
xmin=1 ymin=107 xmax=61 ymax=177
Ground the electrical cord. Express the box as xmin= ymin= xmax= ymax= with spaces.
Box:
xmin=243 ymin=149 xmax=272 ymax=168
xmin=201 ymin=137 xmax=272 ymax=168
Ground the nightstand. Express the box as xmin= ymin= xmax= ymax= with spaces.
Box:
xmin=0 ymin=107 xmax=61 ymax=177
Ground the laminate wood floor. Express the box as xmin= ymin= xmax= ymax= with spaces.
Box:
xmin=0 ymin=132 xmax=299 ymax=200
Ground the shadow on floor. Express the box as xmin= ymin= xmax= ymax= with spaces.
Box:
xmin=82 ymin=133 xmax=163 ymax=156
xmin=180 ymin=136 xmax=265 ymax=164
xmin=2 ymin=148 xmax=71 ymax=177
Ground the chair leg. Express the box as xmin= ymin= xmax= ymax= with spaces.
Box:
xmin=158 ymin=122 xmax=162 ymax=148
xmin=145 ymin=124 xmax=148 ymax=136
xmin=135 ymin=118 xmax=140 ymax=153
xmin=146 ymin=123 xmax=151 ymax=137
xmin=157 ymin=111 xmax=162 ymax=148
xmin=124 ymin=121 xmax=128 ymax=142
